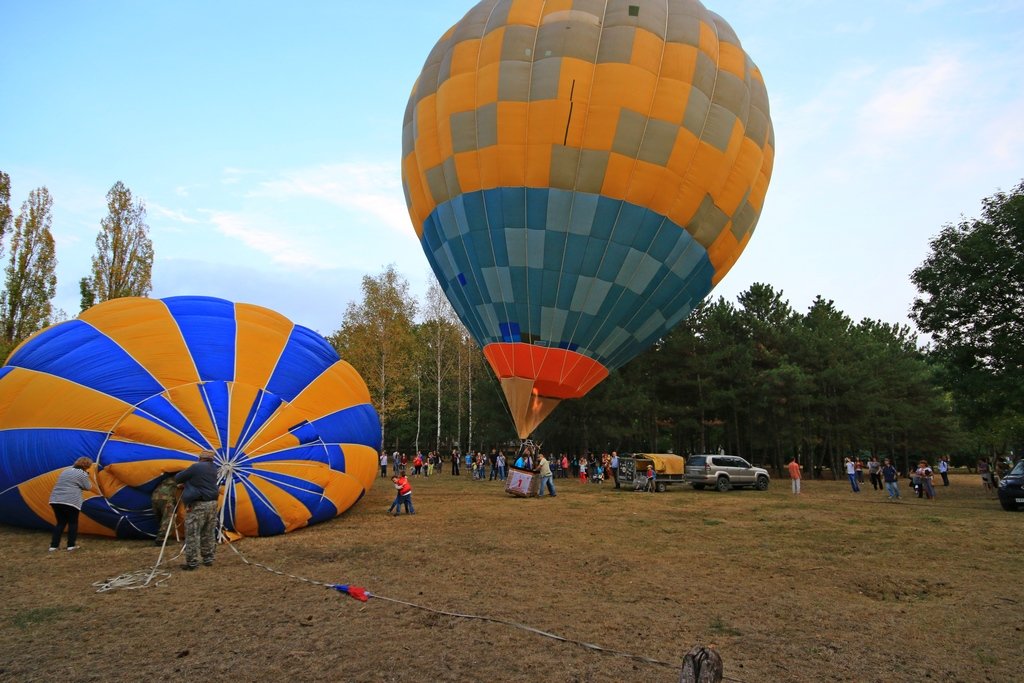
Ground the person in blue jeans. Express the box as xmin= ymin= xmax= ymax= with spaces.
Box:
xmin=844 ymin=457 xmax=860 ymax=492
xmin=645 ymin=464 xmax=657 ymax=492
xmin=535 ymin=453 xmax=556 ymax=497
xmin=389 ymin=471 xmax=415 ymax=515
xmin=881 ymin=458 xmax=901 ymax=501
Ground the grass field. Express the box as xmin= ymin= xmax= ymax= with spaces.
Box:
xmin=1 ymin=472 xmax=1019 ymax=682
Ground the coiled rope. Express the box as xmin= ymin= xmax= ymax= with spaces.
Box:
xmin=93 ymin=497 xmax=183 ymax=592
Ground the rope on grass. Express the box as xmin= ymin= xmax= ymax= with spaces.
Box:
xmin=224 ymin=540 xmax=335 ymax=588
xmin=93 ymin=498 xmax=184 ymax=593
xmin=224 ymin=540 xmax=750 ymax=683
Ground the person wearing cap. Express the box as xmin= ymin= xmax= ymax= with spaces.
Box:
xmin=175 ymin=450 xmax=220 ymax=570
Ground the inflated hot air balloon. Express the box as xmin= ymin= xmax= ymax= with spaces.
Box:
xmin=401 ymin=0 xmax=774 ymax=438
xmin=0 ymin=296 xmax=381 ymax=539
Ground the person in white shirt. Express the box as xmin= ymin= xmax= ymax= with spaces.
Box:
xmin=844 ymin=457 xmax=860 ymax=493
xmin=938 ymin=456 xmax=950 ymax=486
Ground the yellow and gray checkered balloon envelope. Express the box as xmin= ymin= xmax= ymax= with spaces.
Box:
xmin=402 ymin=0 xmax=774 ymax=438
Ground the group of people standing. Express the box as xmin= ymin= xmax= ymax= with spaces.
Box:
xmin=783 ymin=455 xmax=951 ymax=502
xmin=376 ymin=447 xmax=624 ymax=489
xmin=574 ymin=451 xmax=621 ymax=487
xmin=379 ymin=450 xmax=446 ymax=478
xmin=375 ymin=446 xmax=629 ymax=511
xmin=839 ymin=455 xmax=948 ymax=500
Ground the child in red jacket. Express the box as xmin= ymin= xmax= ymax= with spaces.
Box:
xmin=389 ymin=471 xmax=415 ymax=515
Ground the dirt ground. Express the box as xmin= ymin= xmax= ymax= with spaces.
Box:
xmin=1 ymin=471 xmax=1020 ymax=683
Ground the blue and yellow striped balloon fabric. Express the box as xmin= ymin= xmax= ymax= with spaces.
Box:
xmin=0 ymin=296 xmax=381 ymax=539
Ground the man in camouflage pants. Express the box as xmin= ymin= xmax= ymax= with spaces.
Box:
xmin=151 ymin=474 xmax=180 ymax=545
xmin=174 ymin=450 xmax=220 ymax=570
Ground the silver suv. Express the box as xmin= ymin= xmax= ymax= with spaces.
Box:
xmin=685 ymin=455 xmax=770 ymax=492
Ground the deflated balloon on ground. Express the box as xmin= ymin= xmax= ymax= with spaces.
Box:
xmin=0 ymin=296 xmax=381 ymax=538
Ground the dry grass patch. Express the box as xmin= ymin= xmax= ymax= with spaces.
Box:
xmin=0 ymin=473 xmax=1020 ymax=682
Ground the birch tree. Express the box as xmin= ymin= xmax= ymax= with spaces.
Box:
xmin=421 ymin=279 xmax=461 ymax=454
xmin=330 ymin=265 xmax=417 ymax=449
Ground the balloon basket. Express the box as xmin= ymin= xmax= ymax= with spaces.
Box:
xmin=505 ymin=467 xmax=538 ymax=497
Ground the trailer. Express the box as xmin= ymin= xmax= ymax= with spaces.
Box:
xmin=618 ymin=453 xmax=686 ymax=492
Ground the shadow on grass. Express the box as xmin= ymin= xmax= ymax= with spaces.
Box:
xmin=11 ymin=606 xmax=82 ymax=630
xmin=709 ymin=615 xmax=742 ymax=636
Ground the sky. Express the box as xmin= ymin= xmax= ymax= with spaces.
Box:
xmin=1 ymin=0 xmax=1022 ymax=337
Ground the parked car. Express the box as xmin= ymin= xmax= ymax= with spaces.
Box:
xmin=997 ymin=459 xmax=1024 ymax=511
xmin=685 ymin=454 xmax=770 ymax=492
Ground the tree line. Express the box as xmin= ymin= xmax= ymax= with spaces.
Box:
xmin=333 ymin=182 xmax=1023 ymax=477
xmin=3 ymin=168 xmax=1019 ymax=476
xmin=332 ymin=270 xmax=959 ymax=478
xmin=0 ymin=171 xmax=154 ymax=359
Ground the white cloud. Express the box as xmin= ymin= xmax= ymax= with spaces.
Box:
xmin=148 ymin=202 xmax=199 ymax=225
xmin=773 ymin=63 xmax=877 ymax=154
xmin=255 ymin=162 xmax=411 ymax=235
xmin=204 ymin=210 xmax=336 ymax=271
xmin=172 ymin=161 xmax=425 ymax=280
xmin=854 ymin=52 xmax=966 ymax=156
xmin=151 ymin=257 xmax=365 ymax=334
xmin=221 ymin=167 xmax=259 ymax=186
